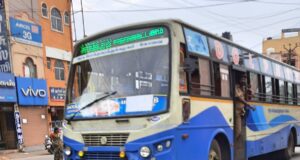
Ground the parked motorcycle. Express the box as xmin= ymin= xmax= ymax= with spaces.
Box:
xmin=44 ymin=135 xmax=54 ymax=154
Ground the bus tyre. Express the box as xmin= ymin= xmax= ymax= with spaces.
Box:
xmin=282 ymin=132 xmax=295 ymax=160
xmin=209 ymin=140 xmax=222 ymax=160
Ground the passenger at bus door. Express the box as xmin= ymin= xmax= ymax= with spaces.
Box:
xmin=234 ymin=74 xmax=255 ymax=139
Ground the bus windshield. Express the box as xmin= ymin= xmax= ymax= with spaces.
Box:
xmin=65 ymin=27 xmax=170 ymax=120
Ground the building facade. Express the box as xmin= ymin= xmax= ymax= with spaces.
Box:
xmin=0 ymin=0 xmax=72 ymax=150
xmin=262 ymin=30 xmax=300 ymax=69
xmin=39 ymin=0 xmax=72 ymax=129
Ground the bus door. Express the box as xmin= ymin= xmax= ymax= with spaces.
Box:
xmin=232 ymin=67 xmax=247 ymax=160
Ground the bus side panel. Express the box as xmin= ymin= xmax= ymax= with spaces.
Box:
xmin=175 ymin=98 xmax=233 ymax=160
xmin=246 ymin=104 xmax=300 ymax=158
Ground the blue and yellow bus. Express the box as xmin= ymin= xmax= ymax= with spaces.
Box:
xmin=63 ymin=20 xmax=300 ymax=160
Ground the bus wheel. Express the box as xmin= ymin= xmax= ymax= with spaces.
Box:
xmin=209 ymin=139 xmax=222 ymax=160
xmin=282 ymin=132 xmax=295 ymax=160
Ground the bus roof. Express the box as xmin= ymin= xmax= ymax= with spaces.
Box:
xmin=74 ymin=19 xmax=299 ymax=72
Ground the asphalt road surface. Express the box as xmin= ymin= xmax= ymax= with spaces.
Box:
xmin=4 ymin=147 xmax=300 ymax=160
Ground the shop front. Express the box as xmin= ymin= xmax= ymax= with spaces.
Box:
xmin=49 ymin=87 xmax=66 ymax=129
xmin=15 ymin=77 xmax=49 ymax=148
xmin=0 ymin=72 xmax=17 ymax=150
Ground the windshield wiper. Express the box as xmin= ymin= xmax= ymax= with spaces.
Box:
xmin=67 ymin=91 xmax=117 ymax=124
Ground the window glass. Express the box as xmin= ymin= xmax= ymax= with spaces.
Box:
xmin=297 ymin=85 xmax=300 ymax=105
xmin=55 ymin=60 xmax=65 ymax=80
xmin=51 ymin=8 xmax=62 ymax=31
xmin=64 ymin=12 xmax=70 ymax=25
xmin=190 ymin=61 xmax=200 ymax=95
xmin=42 ymin=3 xmax=47 ymax=17
xmin=278 ymin=80 xmax=285 ymax=104
xmin=24 ymin=57 xmax=37 ymax=78
xmin=199 ymin=58 xmax=212 ymax=96
xmin=272 ymin=62 xmax=284 ymax=79
xmin=244 ymin=52 xmax=260 ymax=72
xmin=284 ymin=67 xmax=293 ymax=82
xmin=260 ymin=58 xmax=273 ymax=76
xmin=179 ymin=46 xmax=187 ymax=93
xmin=184 ymin=28 xmax=209 ymax=57
xmin=228 ymin=46 xmax=244 ymax=66
xmin=293 ymin=71 xmax=300 ymax=84
xmin=287 ymin=83 xmax=293 ymax=105
xmin=208 ymin=38 xmax=229 ymax=62
xmin=249 ymin=72 xmax=260 ymax=101
xmin=264 ymin=76 xmax=272 ymax=102
xmin=213 ymin=63 xmax=230 ymax=97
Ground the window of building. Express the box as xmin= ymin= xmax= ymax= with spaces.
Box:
xmin=51 ymin=8 xmax=62 ymax=31
xmin=249 ymin=72 xmax=260 ymax=101
xmin=24 ymin=57 xmax=37 ymax=78
xmin=47 ymin=58 xmax=51 ymax=69
xmin=42 ymin=3 xmax=48 ymax=17
xmin=55 ymin=60 xmax=65 ymax=80
xmin=213 ymin=62 xmax=230 ymax=97
xmin=264 ymin=76 xmax=272 ymax=102
xmin=64 ymin=12 xmax=70 ymax=25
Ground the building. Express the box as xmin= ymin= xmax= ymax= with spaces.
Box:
xmin=0 ymin=0 xmax=72 ymax=150
xmin=38 ymin=0 xmax=72 ymax=129
xmin=262 ymin=29 xmax=300 ymax=69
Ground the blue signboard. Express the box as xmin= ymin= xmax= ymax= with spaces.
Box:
xmin=0 ymin=2 xmax=12 ymax=73
xmin=50 ymin=87 xmax=66 ymax=101
xmin=9 ymin=18 xmax=42 ymax=47
xmin=0 ymin=72 xmax=17 ymax=102
xmin=16 ymin=77 xmax=48 ymax=106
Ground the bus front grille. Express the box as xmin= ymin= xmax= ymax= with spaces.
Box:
xmin=82 ymin=133 xmax=129 ymax=146
xmin=84 ymin=152 xmax=123 ymax=160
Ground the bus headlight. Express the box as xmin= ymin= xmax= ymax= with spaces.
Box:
xmin=64 ymin=146 xmax=72 ymax=156
xmin=140 ymin=146 xmax=151 ymax=158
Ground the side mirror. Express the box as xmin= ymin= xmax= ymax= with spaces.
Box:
xmin=181 ymin=57 xmax=197 ymax=72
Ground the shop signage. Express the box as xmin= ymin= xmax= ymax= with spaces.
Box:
xmin=14 ymin=111 xmax=23 ymax=145
xmin=0 ymin=72 xmax=17 ymax=102
xmin=0 ymin=1 xmax=12 ymax=73
xmin=9 ymin=18 xmax=42 ymax=47
xmin=50 ymin=87 xmax=66 ymax=101
xmin=16 ymin=77 xmax=48 ymax=106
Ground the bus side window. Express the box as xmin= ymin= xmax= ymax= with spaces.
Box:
xmin=264 ymin=76 xmax=273 ymax=103
xmin=278 ymin=80 xmax=285 ymax=104
xmin=287 ymin=82 xmax=293 ymax=105
xmin=179 ymin=44 xmax=188 ymax=93
xmin=198 ymin=58 xmax=212 ymax=96
xmin=213 ymin=62 xmax=230 ymax=98
xmin=249 ymin=72 xmax=260 ymax=101
xmin=297 ymin=85 xmax=300 ymax=105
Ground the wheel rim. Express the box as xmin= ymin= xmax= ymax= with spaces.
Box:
xmin=209 ymin=150 xmax=220 ymax=160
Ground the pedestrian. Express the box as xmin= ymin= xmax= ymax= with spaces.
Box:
xmin=234 ymin=73 xmax=255 ymax=140
xmin=50 ymin=127 xmax=63 ymax=160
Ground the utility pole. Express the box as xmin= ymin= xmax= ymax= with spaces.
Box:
xmin=282 ymin=43 xmax=298 ymax=66
xmin=80 ymin=0 xmax=87 ymax=38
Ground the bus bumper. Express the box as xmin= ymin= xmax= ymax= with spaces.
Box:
xmin=63 ymin=136 xmax=175 ymax=160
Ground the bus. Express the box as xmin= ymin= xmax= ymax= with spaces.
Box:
xmin=63 ymin=19 xmax=300 ymax=160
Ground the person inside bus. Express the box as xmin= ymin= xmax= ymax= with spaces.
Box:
xmin=235 ymin=73 xmax=255 ymax=140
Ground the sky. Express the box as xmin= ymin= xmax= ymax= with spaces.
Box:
xmin=71 ymin=0 xmax=300 ymax=53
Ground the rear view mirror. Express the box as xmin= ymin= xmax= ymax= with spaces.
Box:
xmin=181 ymin=57 xmax=197 ymax=72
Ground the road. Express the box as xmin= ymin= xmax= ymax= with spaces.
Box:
xmin=2 ymin=147 xmax=300 ymax=160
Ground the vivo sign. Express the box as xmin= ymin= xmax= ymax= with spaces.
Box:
xmin=21 ymin=86 xmax=47 ymax=97
xmin=16 ymin=77 xmax=48 ymax=106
